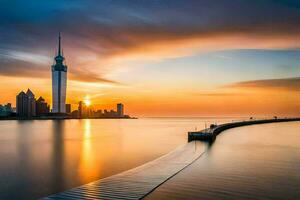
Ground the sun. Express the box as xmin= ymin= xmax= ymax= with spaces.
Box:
xmin=84 ymin=99 xmax=91 ymax=106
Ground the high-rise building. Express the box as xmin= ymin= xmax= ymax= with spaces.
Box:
xmin=78 ymin=101 xmax=83 ymax=118
xmin=117 ymin=103 xmax=124 ymax=117
xmin=36 ymin=96 xmax=50 ymax=116
xmin=16 ymin=89 xmax=36 ymax=117
xmin=65 ymin=104 xmax=71 ymax=114
xmin=52 ymin=33 xmax=67 ymax=113
xmin=16 ymin=91 xmax=28 ymax=117
xmin=26 ymin=89 xmax=36 ymax=117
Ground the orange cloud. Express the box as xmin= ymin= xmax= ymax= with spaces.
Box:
xmin=226 ymin=77 xmax=300 ymax=91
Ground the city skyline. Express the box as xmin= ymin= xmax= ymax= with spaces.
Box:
xmin=0 ymin=1 xmax=300 ymax=116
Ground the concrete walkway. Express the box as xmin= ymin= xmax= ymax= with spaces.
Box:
xmin=43 ymin=141 xmax=205 ymax=200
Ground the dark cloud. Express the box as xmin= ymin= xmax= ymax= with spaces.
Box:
xmin=0 ymin=54 xmax=118 ymax=84
xmin=68 ymin=69 xmax=119 ymax=84
xmin=228 ymin=77 xmax=300 ymax=91
xmin=0 ymin=60 xmax=47 ymax=78
xmin=1 ymin=0 xmax=300 ymax=79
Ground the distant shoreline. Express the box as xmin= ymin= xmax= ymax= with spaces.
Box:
xmin=0 ymin=116 xmax=138 ymax=121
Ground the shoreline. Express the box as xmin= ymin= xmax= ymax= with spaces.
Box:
xmin=0 ymin=116 xmax=138 ymax=121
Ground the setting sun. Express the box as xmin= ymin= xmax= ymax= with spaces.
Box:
xmin=84 ymin=99 xmax=91 ymax=106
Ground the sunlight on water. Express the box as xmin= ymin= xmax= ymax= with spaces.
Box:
xmin=0 ymin=118 xmax=239 ymax=199
xmin=0 ymin=118 xmax=246 ymax=199
xmin=78 ymin=119 xmax=100 ymax=182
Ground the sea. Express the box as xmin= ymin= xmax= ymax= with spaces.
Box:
xmin=0 ymin=118 xmax=299 ymax=199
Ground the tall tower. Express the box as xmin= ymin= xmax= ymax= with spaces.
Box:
xmin=52 ymin=33 xmax=67 ymax=113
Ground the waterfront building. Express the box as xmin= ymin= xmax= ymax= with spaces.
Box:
xmin=71 ymin=110 xmax=79 ymax=118
xmin=16 ymin=89 xmax=36 ymax=117
xmin=52 ymin=33 xmax=67 ymax=113
xmin=78 ymin=101 xmax=83 ymax=118
xmin=65 ymin=104 xmax=71 ymax=114
xmin=75 ymin=101 xmax=130 ymax=118
xmin=36 ymin=97 xmax=50 ymax=116
xmin=0 ymin=103 xmax=13 ymax=117
xmin=26 ymin=89 xmax=36 ymax=117
xmin=117 ymin=103 xmax=124 ymax=117
xmin=16 ymin=91 xmax=27 ymax=117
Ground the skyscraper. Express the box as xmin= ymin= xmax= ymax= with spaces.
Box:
xmin=26 ymin=89 xmax=36 ymax=117
xmin=16 ymin=91 xmax=28 ymax=117
xmin=52 ymin=33 xmax=67 ymax=113
xmin=65 ymin=104 xmax=71 ymax=114
xmin=16 ymin=89 xmax=36 ymax=117
xmin=78 ymin=101 xmax=83 ymax=118
xmin=117 ymin=103 xmax=124 ymax=117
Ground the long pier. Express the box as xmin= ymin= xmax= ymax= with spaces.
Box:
xmin=188 ymin=118 xmax=300 ymax=142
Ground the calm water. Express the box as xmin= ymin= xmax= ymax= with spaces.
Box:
xmin=146 ymin=122 xmax=300 ymax=200
xmin=0 ymin=117 xmax=235 ymax=200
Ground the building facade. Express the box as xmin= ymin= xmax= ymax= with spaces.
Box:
xmin=52 ymin=33 xmax=67 ymax=113
xmin=36 ymin=96 xmax=50 ymax=116
xmin=65 ymin=104 xmax=71 ymax=114
xmin=16 ymin=91 xmax=28 ymax=117
xmin=117 ymin=103 xmax=124 ymax=117
xmin=16 ymin=89 xmax=36 ymax=117
xmin=78 ymin=101 xmax=82 ymax=118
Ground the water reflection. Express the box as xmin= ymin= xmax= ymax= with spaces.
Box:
xmin=146 ymin=122 xmax=300 ymax=200
xmin=79 ymin=119 xmax=101 ymax=182
xmin=51 ymin=120 xmax=65 ymax=193
xmin=16 ymin=121 xmax=31 ymax=198
xmin=0 ymin=118 xmax=237 ymax=199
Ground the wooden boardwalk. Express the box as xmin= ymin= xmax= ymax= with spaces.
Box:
xmin=43 ymin=142 xmax=205 ymax=200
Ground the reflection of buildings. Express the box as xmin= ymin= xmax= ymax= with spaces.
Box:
xmin=52 ymin=33 xmax=68 ymax=113
xmin=51 ymin=120 xmax=65 ymax=192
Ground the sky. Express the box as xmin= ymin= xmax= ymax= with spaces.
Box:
xmin=0 ymin=0 xmax=300 ymax=117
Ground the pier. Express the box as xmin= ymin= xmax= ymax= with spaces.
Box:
xmin=188 ymin=118 xmax=300 ymax=142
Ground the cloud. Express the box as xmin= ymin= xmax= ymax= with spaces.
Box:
xmin=227 ymin=77 xmax=300 ymax=91
xmin=1 ymin=0 xmax=300 ymax=79
xmin=190 ymin=91 xmax=242 ymax=97
xmin=0 ymin=49 xmax=118 ymax=84
xmin=68 ymin=69 xmax=119 ymax=84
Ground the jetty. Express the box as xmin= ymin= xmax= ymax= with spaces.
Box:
xmin=188 ymin=118 xmax=300 ymax=142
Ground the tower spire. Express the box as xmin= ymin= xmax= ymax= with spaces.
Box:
xmin=58 ymin=32 xmax=61 ymax=56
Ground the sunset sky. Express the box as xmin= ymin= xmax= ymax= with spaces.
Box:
xmin=0 ymin=0 xmax=300 ymax=116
